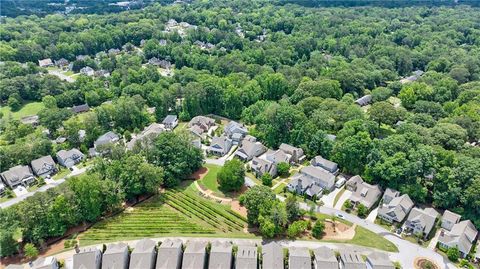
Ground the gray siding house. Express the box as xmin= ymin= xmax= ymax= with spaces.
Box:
xmin=378 ymin=193 xmax=414 ymax=223
xmin=313 ymin=247 xmax=338 ymax=269
xmin=438 ymin=220 xmax=478 ymax=258
xmin=208 ymin=241 xmax=233 ymax=269
xmin=236 ymin=245 xmax=257 ymax=269
xmin=404 ymin=207 xmax=439 ymax=239
xmin=102 ymin=243 xmax=130 ymax=269
xmin=262 ymin=242 xmax=284 ymax=269
xmin=208 ymin=136 xmax=233 ymax=156
xmin=289 ymin=247 xmax=311 ymax=269
xmin=1 ymin=165 xmax=36 ymax=188
xmin=156 ymin=239 xmax=183 ymax=269
xmin=365 ymin=252 xmax=394 ymax=269
xmin=162 ymin=115 xmax=178 ymax=130
xmin=311 ymin=156 xmax=339 ymax=174
xmin=73 ymin=247 xmax=102 ymax=269
xmin=56 ymin=149 xmax=84 ymax=168
xmin=31 ymin=155 xmax=57 ymax=178
xmin=130 ymin=239 xmax=157 ymax=269
xmin=182 ymin=241 xmax=207 ymax=269
xmin=32 ymin=256 xmax=58 ymax=269
xmin=346 ymin=176 xmax=382 ymax=210
xmin=234 ymin=140 xmax=266 ymax=161
xmin=441 ymin=210 xmax=461 ymax=231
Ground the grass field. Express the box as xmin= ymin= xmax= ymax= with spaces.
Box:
xmin=79 ymin=181 xmax=251 ymax=245
xmin=0 ymin=102 xmax=45 ymax=120
xmin=197 ymin=164 xmax=222 ymax=195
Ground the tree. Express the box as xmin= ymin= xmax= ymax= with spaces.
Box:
xmin=369 ymin=101 xmax=398 ymax=126
xmin=23 ymin=243 xmax=39 ymax=259
xmin=431 ymin=123 xmax=467 ymax=150
xmin=357 ymin=204 xmax=368 ymax=218
xmin=446 ymin=246 xmax=459 ymax=262
xmin=276 ymin=162 xmax=290 ymax=177
xmin=217 ymin=159 xmax=245 ymax=192
xmin=7 ymin=95 xmax=21 ymax=111
xmin=332 ymin=131 xmax=372 ymax=175
xmin=0 ymin=229 xmax=18 ymax=256
xmin=285 ymin=196 xmax=301 ymax=223
xmin=261 ymin=173 xmax=273 ymax=187
xmin=259 ymin=216 xmax=276 ymax=238
xmin=239 ymin=186 xmax=276 ymax=225
xmin=312 ymin=220 xmax=325 ymax=239
xmin=287 ymin=220 xmax=307 ymax=238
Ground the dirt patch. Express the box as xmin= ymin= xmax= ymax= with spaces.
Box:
xmin=414 ymin=257 xmax=440 ymax=269
xmin=321 ymin=220 xmax=355 ymax=240
xmin=190 ymin=167 xmax=209 ymax=180
xmin=231 ymin=200 xmax=247 ymax=217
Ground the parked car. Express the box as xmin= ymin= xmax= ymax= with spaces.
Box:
xmin=335 ymin=176 xmax=346 ymax=188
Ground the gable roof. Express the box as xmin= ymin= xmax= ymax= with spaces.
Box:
xmin=439 ymin=220 xmax=478 ymax=254
xmin=354 ymin=95 xmax=372 ymax=106
xmin=265 ymin=149 xmax=291 ymax=164
xmin=313 ymin=247 xmax=337 ymax=269
xmin=31 ymin=155 xmax=56 ymax=176
xmin=348 ymin=176 xmax=382 ymax=209
xmin=182 ymin=241 xmax=207 ymax=269
xmin=57 ymin=148 xmax=84 ymax=161
xmin=311 ymin=156 xmax=338 ymax=173
xmin=224 ymin=121 xmax=248 ymax=136
xmin=339 ymin=251 xmax=364 ymax=269
xmin=366 ymin=252 xmax=394 ymax=269
xmin=38 ymin=58 xmax=53 ymax=67
xmin=162 ymin=115 xmax=178 ymax=125
xmin=443 ymin=210 xmax=461 ymax=224
xmin=72 ymin=104 xmax=90 ymax=114
xmin=102 ymin=243 xmax=129 ymax=269
xmin=208 ymin=241 xmax=233 ymax=269
xmin=95 ymin=131 xmax=120 ymax=147
xmin=299 ymin=166 xmax=335 ymax=190
xmin=32 ymin=256 xmax=57 ymax=269
xmin=251 ymin=157 xmax=274 ymax=175
xmin=188 ymin=116 xmax=215 ymax=130
xmin=236 ymin=245 xmax=257 ymax=269
xmin=406 ymin=207 xmax=439 ymax=235
xmin=378 ymin=194 xmax=414 ymax=222
xmin=127 ymin=123 xmax=165 ymax=149
xmin=130 ymin=239 xmax=156 ymax=269
xmin=279 ymin=143 xmax=304 ymax=157
xmin=209 ymin=136 xmax=231 ymax=151
xmin=73 ymin=247 xmax=102 ymax=269
xmin=1 ymin=165 xmax=34 ymax=187
xmin=289 ymin=247 xmax=311 ymax=269
xmin=236 ymin=140 xmax=266 ymax=159
xmin=262 ymin=242 xmax=284 ymax=269
xmin=156 ymin=239 xmax=182 ymax=269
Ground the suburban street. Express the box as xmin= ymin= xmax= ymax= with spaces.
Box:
xmin=0 ymin=166 xmax=88 ymax=209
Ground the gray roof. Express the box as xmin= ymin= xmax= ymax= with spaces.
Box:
xmin=311 ymin=156 xmax=338 ymax=173
xmin=208 ymin=241 xmax=233 ymax=269
xmin=442 ymin=210 xmax=461 ymax=224
xmin=188 ymin=116 xmax=215 ymax=130
xmin=1 ymin=165 xmax=34 ymax=187
xmin=209 ymin=136 xmax=231 ymax=152
xmin=95 ymin=131 xmax=120 ymax=147
xmin=382 ymin=188 xmax=400 ymax=204
xmin=439 ymin=220 xmax=478 ymax=254
xmin=299 ymin=166 xmax=335 ymax=190
xmin=251 ymin=157 xmax=274 ymax=175
xmin=224 ymin=121 xmax=248 ymax=137
xmin=235 ymin=140 xmax=266 ymax=159
xmin=31 ymin=155 xmax=56 ymax=176
xmin=102 ymin=242 xmax=129 ymax=269
xmin=289 ymin=247 xmax=311 ymax=269
xmin=72 ymin=104 xmax=90 ymax=114
xmin=405 ymin=207 xmax=439 ymax=236
xmin=6 ymin=265 xmax=24 ymax=269
xmin=127 ymin=123 xmax=165 ymax=149
xmin=339 ymin=251 xmax=365 ymax=269
xmin=313 ymin=247 xmax=338 ymax=269
xmin=162 ymin=115 xmax=178 ymax=125
xmin=182 ymin=241 xmax=207 ymax=269
xmin=156 ymin=239 xmax=183 ymax=269
xmin=57 ymin=148 xmax=84 ymax=161
xmin=73 ymin=247 xmax=102 ymax=269
xmin=366 ymin=252 xmax=394 ymax=269
xmin=265 ymin=149 xmax=291 ymax=164
xmin=354 ymin=95 xmax=372 ymax=106
xmin=20 ymin=115 xmax=39 ymax=125
xmin=279 ymin=143 xmax=304 ymax=158
xmin=32 ymin=256 xmax=57 ymax=269
xmin=262 ymin=242 xmax=284 ymax=269
xmin=236 ymin=245 xmax=257 ymax=269
xmin=130 ymin=239 xmax=156 ymax=269
xmin=378 ymin=194 xmax=414 ymax=222
xmin=348 ymin=176 xmax=382 ymax=209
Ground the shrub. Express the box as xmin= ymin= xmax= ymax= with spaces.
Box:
xmin=277 ymin=162 xmax=290 ymax=177
xmin=23 ymin=243 xmax=39 ymax=259
xmin=312 ymin=220 xmax=325 ymax=239
xmin=287 ymin=220 xmax=307 ymax=238
xmin=261 ymin=173 xmax=273 ymax=187
xmin=447 ymin=246 xmax=459 ymax=262
xmin=357 ymin=204 xmax=368 ymax=218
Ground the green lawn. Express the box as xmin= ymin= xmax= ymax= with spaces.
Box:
xmin=349 ymin=226 xmax=398 ymax=252
xmin=198 ymin=164 xmax=223 ymax=195
xmin=80 ymin=181 xmax=251 ymax=245
xmin=333 ymin=187 xmax=346 ymax=207
xmin=273 ymin=183 xmax=286 ymax=194
xmin=0 ymin=102 xmax=45 ymax=120
xmin=53 ymin=168 xmax=71 ymax=180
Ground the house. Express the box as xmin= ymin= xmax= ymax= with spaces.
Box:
xmin=20 ymin=115 xmax=39 ymax=126
xmin=31 ymin=155 xmax=57 ymax=178
xmin=127 ymin=123 xmax=165 ymax=150
xmin=108 ymin=48 xmax=121 ymax=55
xmin=54 ymin=58 xmax=69 ymax=69
xmin=400 ymin=70 xmax=424 ymax=84
xmin=279 ymin=143 xmax=305 ymax=163
xmin=188 ymin=116 xmax=215 ymax=138
xmin=378 ymin=193 xmax=414 ymax=223
xmin=32 ymin=256 xmax=58 ymax=269
xmin=311 ymin=156 xmax=339 ymax=174
xmin=130 ymin=238 xmax=157 ymax=269
xmin=80 ymin=66 xmax=95 ymax=76
xmin=38 ymin=58 xmax=54 ymax=67
xmin=288 ymin=176 xmax=320 ymax=198
xmin=441 ymin=210 xmax=461 ymax=231
xmin=94 ymin=131 xmax=120 ymax=149
xmin=313 ymin=247 xmax=338 ymax=269
xmin=73 ymin=247 xmax=102 ymax=269
xmin=347 ymin=176 xmax=382 ymax=210
xmin=162 ymin=115 xmax=178 ymax=130
xmin=71 ymin=104 xmax=90 ymax=114
xmin=208 ymin=136 xmax=232 ymax=156
xmin=236 ymin=245 xmax=257 ymax=269
xmin=404 ymin=207 xmax=439 ymax=239
xmin=224 ymin=121 xmax=248 ymax=143
xmin=234 ymin=139 xmax=266 ymax=161
xmin=208 ymin=241 xmax=233 ymax=269
xmin=354 ymin=95 xmax=372 ymax=107
xmin=262 ymin=242 xmax=284 ymax=269
xmin=182 ymin=241 xmax=207 ymax=269
xmin=265 ymin=149 xmax=291 ymax=165
xmin=251 ymin=157 xmax=276 ymax=178
xmin=95 ymin=69 xmax=110 ymax=78
xmin=365 ymin=252 xmax=394 ymax=269
xmin=0 ymin=182 xmax=5 ymax=196
xmin=56 ymin=149 xmax=84 ymax=168
xmin=55 ymin=137 xmax=67 ymax=144
xmin=5 ymin=265 xmax=24 ymax=269
xmin=289 ymin=247 xmax=311 ymax=269
xmin=1 ymin=165 xmax=35 ymax=188
xmin=148 ymin=57 xmax=172 ymax=69
xmin=156 ymin=239 xmax=183 ymax=269
xmin=382 ymin=188 xmax=400 ymax=205
xmin=288 ymin=166 xmax=336 ymax=194
xmin=102 ymin=243 xmax=129 ymax=269
xmin=438 ymin=220 xmax=478 ymax=258
xmin=475 ymin=241 xmax=480 ymax=262
xmin=76 ymin=55 xmax=88 ymax=61
xmin=338 ymin=251 xmax=365 ymax=269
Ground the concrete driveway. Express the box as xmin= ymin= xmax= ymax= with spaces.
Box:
xmin=321 ymin=187 xmax=343 ymax=207
xmin=334 ymin=189 xmax=352 ymax=210
xmin=366 ymin=206 xmax=379 ymax=222
xmin=13 ymin=186 xmax=28 ymax=197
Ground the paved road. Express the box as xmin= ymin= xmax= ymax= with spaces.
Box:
xmin=48 ymin=70 xmax=75 ymax=82
xmin=0 ymin=166 xmax=88 ymax=209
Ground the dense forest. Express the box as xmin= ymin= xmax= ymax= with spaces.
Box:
xmin=0 ymin=0 xmax=479 ymax=258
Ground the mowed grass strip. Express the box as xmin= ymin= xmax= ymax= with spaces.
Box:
xmin=0 ymin=102 xmax=45 ymax=120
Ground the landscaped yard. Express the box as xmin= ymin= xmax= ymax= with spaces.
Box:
xmin=0 ymin=102 xmax=45 ymax=120
xmin=333 ymin=187 xmax=346 ymax=207
xmin=197 ymin=164 xmax=223 ymax=195
xmin=79 ymin=181 xmax=251 ymax=245
xmin=53 ymin=168 xmax=71 ymax=180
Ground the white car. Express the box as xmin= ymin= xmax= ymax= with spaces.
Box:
xmin=335 ymin=176 xmax=346 ymax=188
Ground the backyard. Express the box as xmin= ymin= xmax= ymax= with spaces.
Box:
xmin=0 ymin=101 xmax=45 ymax=120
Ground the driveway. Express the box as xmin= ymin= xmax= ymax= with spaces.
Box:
xmin=366 ymin=206 xmax=379 ymax=223
xmin=428 ymin=229 xmax=442 ymax=250
xmin=48 ymin=70 xmax=75 ymax=82
xmin=13 ymin=186 xmax=29 ymax=197
xmin=334 ymin=189 xmax=352 ymax=210
xmin=321 ymin=187 xmax=343 ymax=208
